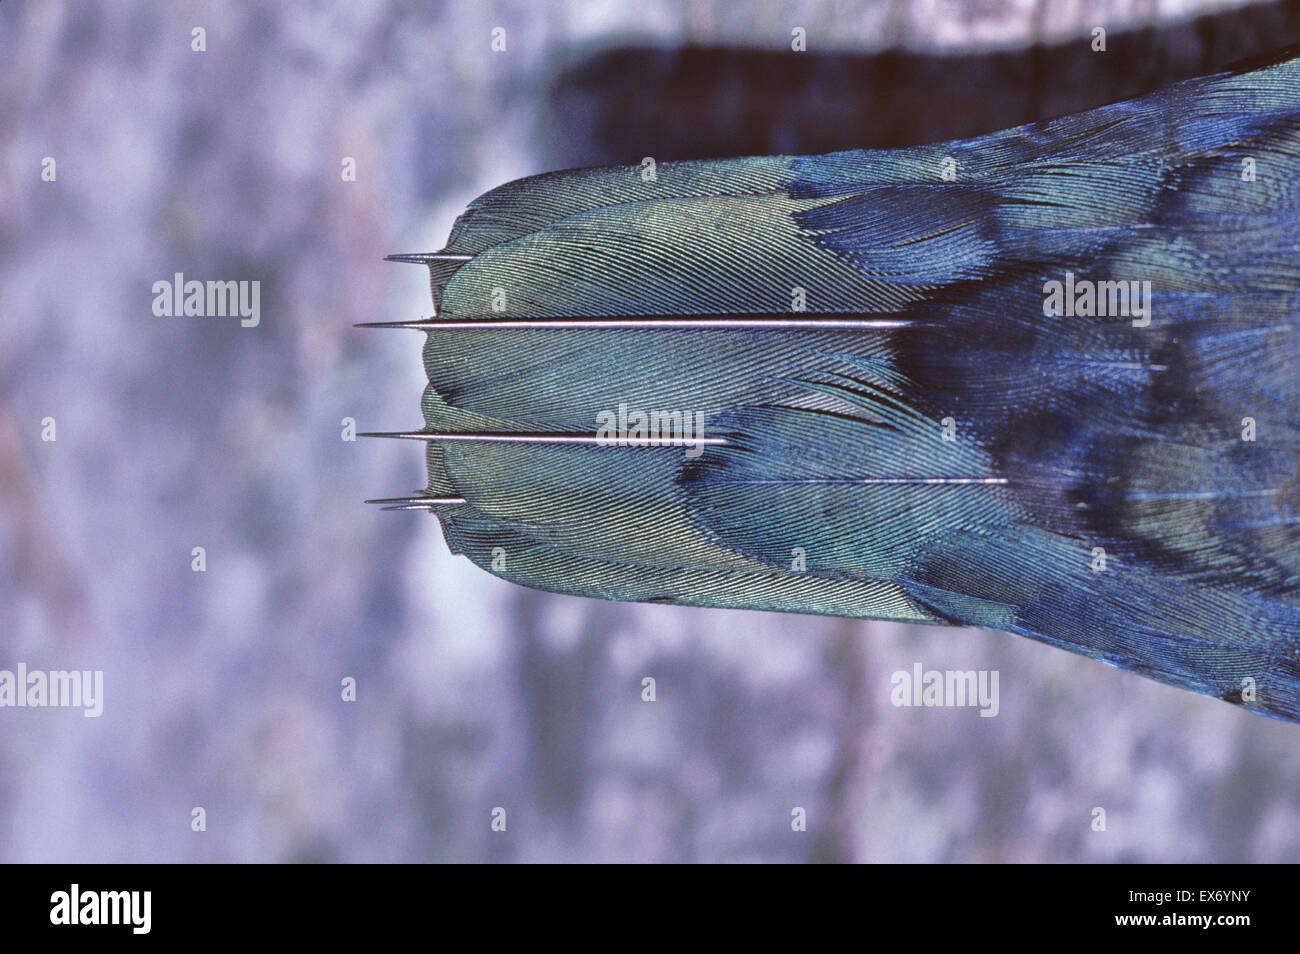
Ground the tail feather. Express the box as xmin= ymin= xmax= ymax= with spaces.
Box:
xmin=374 ymin=49 xmax=1300 ymax=720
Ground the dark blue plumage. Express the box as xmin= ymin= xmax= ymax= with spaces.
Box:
xmin=375 ymin=48 xmax=1300 ymax=721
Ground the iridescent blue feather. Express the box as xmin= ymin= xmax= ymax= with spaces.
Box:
xmin=385 ymin=48 xmax=1300 ymax=721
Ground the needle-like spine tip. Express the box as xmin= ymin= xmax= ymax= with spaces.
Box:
xmin=365 ymin=495 xmax=467 ymax=510
xmin=383 ymin=251 xmax=475 ymax=265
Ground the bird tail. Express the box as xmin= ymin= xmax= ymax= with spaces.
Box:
xmin=369 ymin=49 xmax=1300 ymax=721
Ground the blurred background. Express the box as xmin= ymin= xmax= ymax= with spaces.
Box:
xmin=3 ymin=0 xmax=1300 ymax=863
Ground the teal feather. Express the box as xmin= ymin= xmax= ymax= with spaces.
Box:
xmin=382 ymin=48 xmax=1300 ymax=721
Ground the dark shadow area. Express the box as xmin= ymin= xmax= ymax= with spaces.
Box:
xmin=547 ymin=0 xmax=1300 ymax=165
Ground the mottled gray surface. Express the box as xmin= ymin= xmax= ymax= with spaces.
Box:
xmin=1 ymin=0 xmax=1297 ymax=863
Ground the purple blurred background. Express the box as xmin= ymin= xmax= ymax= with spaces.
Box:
xmin=2 ymin=0 xmax=1299 ymax=862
